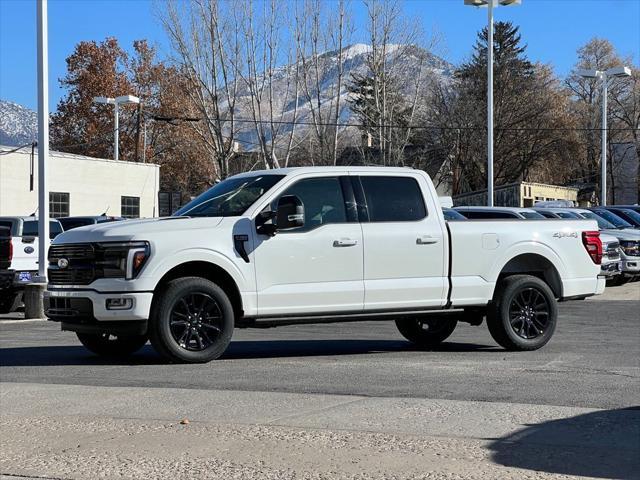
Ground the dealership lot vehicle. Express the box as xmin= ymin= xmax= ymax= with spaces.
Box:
xmin=45 ymin=167 xmax=604 ymax=363
xmin=0 ymin=217 xmax=64 ymax=313
xmin=570 ymin=209 xmax=640 ymax=279
xmin=596 ymin=206 xmax=640 ymax=229
xmin=453 ymin=206 xmax=546 ymax=219
xmin=533 ymin=208 xmax=622 ymax=278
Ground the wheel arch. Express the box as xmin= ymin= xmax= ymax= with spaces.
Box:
xmin=152 ymin=261 xmax=243 ymax=320
xmin=496 ymin=253 xmax=563 ymax=299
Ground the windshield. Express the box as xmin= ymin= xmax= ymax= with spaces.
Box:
xmin=557 ymin=211 xmax=580 ymax=219
xmin=579 ymin=211 xmax=615 ymax=230
xmin=59 ymin=218 xmax=95 ymax=230
xmin=175 ymin=175 xmax=285 ymax=217
xmin=617 ymin=209 xmax=640 ymax=226
xmin=520 ymin=211 xmax=545 ymax=219
xmin=592 ymin=209 xmax=633 ymax=229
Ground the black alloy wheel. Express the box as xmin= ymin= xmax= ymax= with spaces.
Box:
xmin=486 ymin=274 xmax=557 ymax=351
xmin=169 ymin=292 xmax=224 ymax=351
xmin=149 ymin=277 xmax=234 ymax=363
xmin=508 ymin=287 xmax=550 ymax=340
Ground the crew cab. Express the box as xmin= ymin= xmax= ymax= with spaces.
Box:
xmin=0 ymin=217 xmax=64 ymax=313
xmin=44 ymin=167 xmax=605 ymax=363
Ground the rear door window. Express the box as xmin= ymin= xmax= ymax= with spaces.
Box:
xmin=360 ymin=176 xmax=426 ymax=222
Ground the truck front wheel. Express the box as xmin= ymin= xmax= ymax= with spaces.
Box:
xmin=76 ymin=333 xmax=148 ymax=357
xmin=148 ymin=277 xmax=234 ymax=363
xmin=395 ymin=316 xmax=458 ymax=347
xmin=486 ymin=275 xmax=557 ymax=351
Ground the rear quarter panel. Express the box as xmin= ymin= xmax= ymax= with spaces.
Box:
xmin=446 ymin=219 xmax=601 ymax=305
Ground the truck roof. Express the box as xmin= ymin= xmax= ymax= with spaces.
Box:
xmin=231 ymin=166 xmax=418 ymax=178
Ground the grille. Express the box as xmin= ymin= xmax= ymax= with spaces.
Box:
xmin=48 ymin=243 xmax=96 ymax=285
xmin=49 ymin=243 xmax=94 ymax=260
xmin=48 ymin=268 xmax=95 ymax=285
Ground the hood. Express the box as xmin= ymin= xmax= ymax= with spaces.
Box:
xmin=600 ymin=228 xmax=640 ymax=241
xmin=53 ymin=216 xmax=224 ymax=244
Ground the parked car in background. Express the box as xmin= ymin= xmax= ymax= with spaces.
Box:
xmin=533 ymin=208 xmax=621 ymax=278
xmin=599 ymin=207 xmax=640 ymax=229
xmin=571 ymin=209 xmax=640 ymax=281
xmin=588 ymin=208 xmax=636 ymax=230
xmin=0 ymin=217 xmax=64 ymax=313
xmin=453 ymin=206 xmax=546 ymax=220
xmin=0 ymin=226 xmax=17 ymax=313
xmin=58 ymin=216 xmax=124 ymax=231
xmin=442 ymin=208 xmax=467 ymax=221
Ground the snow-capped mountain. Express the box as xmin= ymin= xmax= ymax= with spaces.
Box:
xmin=233 ymin=43 xmax=453 ymax=149
xmin=0 ymin=100 xmax=37 ymax=147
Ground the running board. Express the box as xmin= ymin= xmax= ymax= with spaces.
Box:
xmin=237 ymin=308 xmax=465 ymax=329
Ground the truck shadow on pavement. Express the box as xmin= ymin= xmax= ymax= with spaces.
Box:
xmin=0 ymin=339 xmax=497 ymax=366
xmin=489 ymin=407 xmax=640 ymax=479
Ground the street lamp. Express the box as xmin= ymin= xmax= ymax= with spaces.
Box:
xmin=93 ymin=95 xmax=140 ymax=161
xmin=578 ymin=66 xmax=632 ymax=205
xmin=464 ymin=0 xmax=521 ymax=206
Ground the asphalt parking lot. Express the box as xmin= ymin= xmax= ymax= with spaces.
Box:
xmin=1 ymin=284 xmax=639 ymax=408
xmin=1 ymin=282 xmax=639 ymax=479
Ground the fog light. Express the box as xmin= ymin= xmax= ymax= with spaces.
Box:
xmin=106 ymin=298 xmax=133 ymax=310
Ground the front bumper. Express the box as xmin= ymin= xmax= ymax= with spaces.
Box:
xmin=621 ymin=257 xmax=640 ymax=276
xmin=44 ymin=288 xmax=153 ymax=322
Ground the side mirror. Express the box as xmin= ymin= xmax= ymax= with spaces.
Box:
xmin=276 ymin=195 xmax=304 ymax=230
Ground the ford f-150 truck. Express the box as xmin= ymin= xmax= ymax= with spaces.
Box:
xmin=44 ymin=167 xmax=605 ymax=363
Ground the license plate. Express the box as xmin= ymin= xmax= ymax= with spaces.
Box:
xmin=18 ymin=271 xmax=32 ymax=283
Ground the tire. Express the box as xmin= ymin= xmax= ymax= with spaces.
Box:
xmin=0 ymin=291 xmax=21 ymax=314
xmin=76 ymin=332 xmax=148 ymax=357
xmin=486 ymin=275 xmax=557 ymax=351
xmin=395 ymin=315 xmax=458 ymax=347
xmin=148 ymin=277 xmax=234 ymax=363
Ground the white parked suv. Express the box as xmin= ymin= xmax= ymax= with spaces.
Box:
xmin=0 ymin=216 xmax=64 ymax=313
xmin=45 ymin=167 xmax=605 ymax=362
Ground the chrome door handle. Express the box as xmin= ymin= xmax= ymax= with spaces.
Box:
xmin=333 ymin=238 xmax=358 ymax=247
xmin=416 ymin=236 xmax=439 ymax=245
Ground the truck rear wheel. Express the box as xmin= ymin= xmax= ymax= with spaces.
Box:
xmin=76 ymin=333 xmax=148 ymax=357
xmin=148 ymin=277 xmax=234 ymax=363
xmin=486 ymin=275 xmax=557 ymax=351
xmin=395 ymin=316 xmax=458 ymax=347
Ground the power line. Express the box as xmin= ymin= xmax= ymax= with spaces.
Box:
xmin=0 ymin=142 xmax=35 ymax=155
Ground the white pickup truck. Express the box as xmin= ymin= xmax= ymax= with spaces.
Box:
xmin=45 ymin=167 xmax=605 ymax=363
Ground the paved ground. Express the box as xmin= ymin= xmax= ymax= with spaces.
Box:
xmin=1 ymin=282 xmax=639 ymax=479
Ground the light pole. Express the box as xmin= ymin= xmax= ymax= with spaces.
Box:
xmin=578 ymin=66 xmax=632 ymax=205
xmin=464 ymin=0 xmax=521 ymax=206
xmin=93 ymin=95 xmax=140 ymax=161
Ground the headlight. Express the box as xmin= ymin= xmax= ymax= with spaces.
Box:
xmin=95 ymin=241 xmax=150 ymax=280
xmin=620 ymin=240 xmax=640 ymax=257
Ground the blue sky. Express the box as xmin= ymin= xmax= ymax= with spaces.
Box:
xmin=1 ymin=0 xmax=639 ymax=112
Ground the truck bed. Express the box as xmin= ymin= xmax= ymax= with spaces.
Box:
xmin=446 ymin=218 xmax=602 ymax=306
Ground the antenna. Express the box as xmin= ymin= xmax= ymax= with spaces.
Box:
xmin=100 ymin=205 xmax=110 ymax=216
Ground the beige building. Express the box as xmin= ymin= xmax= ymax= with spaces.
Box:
xmin=0 ymin=145 xmax=159 ymax=218
xmin=454 ymin=182 xmax=579 ymax=208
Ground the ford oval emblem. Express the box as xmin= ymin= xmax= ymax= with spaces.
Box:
xmin=24 ymin=246 xmax=35 ymax=254
xmin=57 ymin=258 xmax=69 ymax=269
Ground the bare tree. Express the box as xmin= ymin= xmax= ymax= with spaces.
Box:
xmin=161 ymin=0 xmax=242 ymax=180
xmin=295 ymin=0 xmax=352 ymax=165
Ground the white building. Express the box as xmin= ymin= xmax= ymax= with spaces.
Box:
xmin=0 ymin=145 xmax=159 ymax=218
